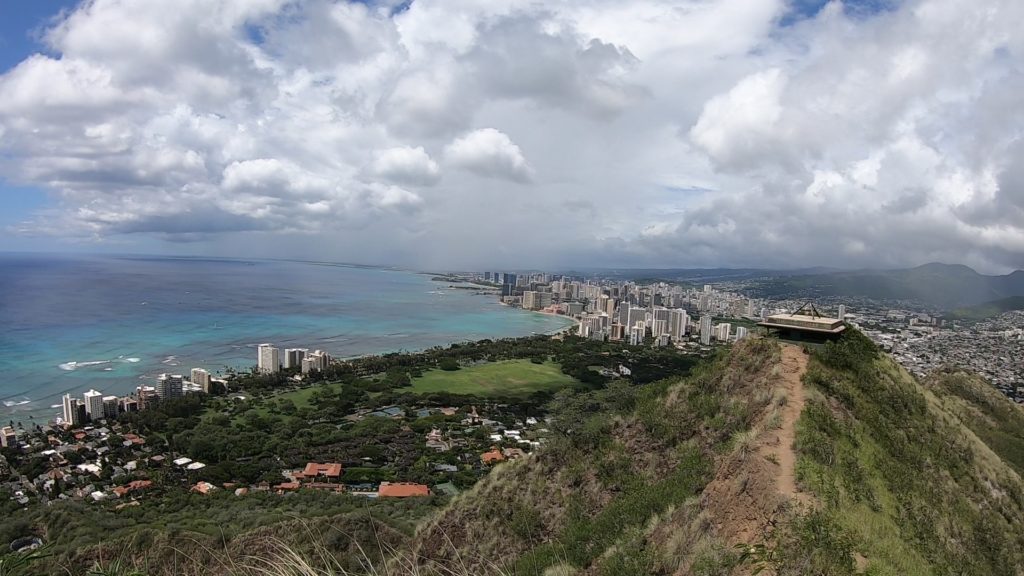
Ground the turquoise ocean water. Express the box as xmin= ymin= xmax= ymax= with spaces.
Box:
xmin=0 ymin=254 xmax=573 ymax=424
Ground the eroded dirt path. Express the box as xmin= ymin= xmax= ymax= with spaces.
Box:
xmin=760 ymin=343 xmax=809 ymax=504
xmin=699 ymin=342 xmax=812 ymax=554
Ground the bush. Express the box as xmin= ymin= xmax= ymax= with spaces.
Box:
xmin=439 ymin=358 xmax=460 ymax=371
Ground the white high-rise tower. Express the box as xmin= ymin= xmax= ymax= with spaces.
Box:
xmin=258 ymin=343 xmax=280 ymax=374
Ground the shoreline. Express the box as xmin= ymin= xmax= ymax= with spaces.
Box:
xmin=2 ymin=290 xmax=573 ymax=426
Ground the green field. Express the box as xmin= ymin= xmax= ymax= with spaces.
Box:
xmin=409 ymin=360 xmax=577 ymax=395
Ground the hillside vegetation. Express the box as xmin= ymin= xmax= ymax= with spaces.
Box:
xmin=7 ymin=331 xmax=1024 ymax=575
xmin=948 ymin=295 xmax=1024 ymax=321
xmin=406 ymin=331 xmax=1024 ymax=575
xmin=752 ymin=263 xmax=1024 ymax=308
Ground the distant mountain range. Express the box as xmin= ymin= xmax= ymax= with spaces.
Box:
xmin=749 ymin=263 xmax=1024 ymax=309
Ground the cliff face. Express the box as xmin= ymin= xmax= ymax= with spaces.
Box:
xmin=409 ymin=332 xmax=1024 ymax=576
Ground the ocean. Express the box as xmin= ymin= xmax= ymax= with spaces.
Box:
xmin=0 ymin=254 xmax=573 ymax=424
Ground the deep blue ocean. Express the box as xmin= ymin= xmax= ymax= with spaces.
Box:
xmin=0 ymin=254 xmax=572 ymax=424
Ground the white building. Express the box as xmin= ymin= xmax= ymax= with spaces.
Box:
xmin=735 ymin=326 xmax=750 ymax=341
xmin=83 ymin=389 xmax=104 ymax=421
xmin=700 ymin=316 xmax=713 ymax=346
xmin=523 ymin=291 xmax=542 ymax=310
xmin=301 ymin=350 xmax=331 ymax=374
xmin=62 ymin=394 xmax=84 ymax=426
xmin=838 ymin=305 xmax=847 ymax=322
xmin=284 ymin=348 xmax=308 ymax=370
xmin=669 ymin=309 xmax=688 ymax=341
xmin=258 ymin=343 xmax=280 ymax=374
xmin=190 ymin=368 xmax=211 ymax=392
xmin=627 ymin=306 xmax=647 ymax=330
xmin=714 ymin=323 xmax=732 ymax=342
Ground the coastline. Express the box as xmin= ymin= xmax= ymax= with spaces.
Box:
xmin=2 ymin=275 xmax=574 ymax=426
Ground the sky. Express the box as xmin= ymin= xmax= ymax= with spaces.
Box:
xmin=0 ymin=0 xmax=1022 ymax=272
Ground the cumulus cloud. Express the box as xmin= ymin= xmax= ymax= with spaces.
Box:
xmin=444 ymin=128 xmax=533 ymax=183
xmin=367 ymin=146 xmax=441 ymax=186
xmin=0 ymin=0 xmax=1022 ymax=271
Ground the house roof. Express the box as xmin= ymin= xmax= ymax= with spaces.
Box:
xmin=378 ymin=482 xmax=430 ymax=498
xmin=481 ymin=449 xmax=505 ymax=464
xmin=302 ymin=462 xmax=343 ymax=477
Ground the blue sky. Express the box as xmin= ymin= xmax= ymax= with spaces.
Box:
xmin=0 ymin=1 xmax=78 ymax=252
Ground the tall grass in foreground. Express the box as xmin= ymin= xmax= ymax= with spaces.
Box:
xmin=231 ymin=537 xmax=510 ymax=576
xmin=70 ymin=524 xmax=512 ymax=576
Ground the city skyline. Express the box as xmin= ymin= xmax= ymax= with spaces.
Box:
xmin=1 ymin=0 xmax=1023 ymax=273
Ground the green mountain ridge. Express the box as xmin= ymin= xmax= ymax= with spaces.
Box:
xmin=948 ymin=295 xmax=1024 ymax=321
xmin=752 ymin=263 xmax=1024 ymax=308
xmin=406 ymin=331 xmax=1024 ymax=575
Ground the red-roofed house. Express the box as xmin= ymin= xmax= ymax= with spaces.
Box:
xmin=302 ymin=462 xmax=343 ymax=481
xmin=377 ymin=482 xmax=430 ymax=498
xmin=113 ymin=479 xmax=153 ymax=498
xmin=274 ymin=482 xmax=301 ymax=493
xmin=481 ymin=448 xmax=505 ymax=465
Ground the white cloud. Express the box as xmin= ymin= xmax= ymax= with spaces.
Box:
xmin=0 ymin=0 xmax=1022 ymax=272
xmin=444 ymin=128 xmax=533 ymax=183
xmin=368 ymin=146 xmax=441 ymax=186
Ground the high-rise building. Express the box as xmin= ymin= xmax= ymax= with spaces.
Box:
xmin=669 ymin=309 xmax=688 ymax=341
xmin=714 ymin=322 xmax=732 ymax=342
xmin=156 ymin=374 xmax=183 ymax=401
xmin=283 ymin=348 xmax=308 ymax=370
xmin=651 ymin=319 xmax=668 ymax=338
xmin=301 ymin=350 xmax=331 ymax=374
xmin=258 ymin=343 xmax=280 ymax=374
xmin=191 ymin=368 xmax=211 ymax=392
xmin=605 ymin=297 xmax=616 ymax=317
xmin=83 ymin=389 xmax=104 ymax=421
xmin=523 ymin=291 xmax=542 ymax=310
xmin=501 ymin=274 xmax=518 ymax=296
xmin=700 ymin=316 xmax=713 ymax=346
xmin=62 ymin=394 xmax=85 ymax=426
xmin=102 ymin=396 xmax=120 ymax=419
xmin=838 ymin=305 xmax=847 ymax=322
xmin=627 ymin=305 xmax=646 ymax=330
xmin=735 ymin=326 xmax=750 ymax=341
xmin=629 ymin=322 xmax=646 ymax=346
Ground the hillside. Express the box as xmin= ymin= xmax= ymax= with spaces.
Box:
xmin=406 ymin=332 xmax=1024 ymax=575
xmin=751 ymin=263 xmax=1024 ymax=308
xmin=948 ymin=295 xmax=1024 ymax=321
xmin=6 ymin=333 xmax=1024 ymax=575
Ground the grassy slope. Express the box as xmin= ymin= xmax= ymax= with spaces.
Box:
xmin=408 ymin=360 xmax=577 ymax=395
xmin=929 ymin=369 xmax=1024 ymax=475
xmin=409 ymin=339 xmax=782 ymax=575
xmin=793 ymin=330 xmax=1024 ymax=576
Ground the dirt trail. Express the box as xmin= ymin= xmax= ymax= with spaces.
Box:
xmin=759 ymin=343 xmax=810 ymax=504
xmin=698 ymin=342 xmax=812 ymax=553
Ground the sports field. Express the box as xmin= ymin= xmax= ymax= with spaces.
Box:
xmin=409 ymin=359 xmax=577 ymax=395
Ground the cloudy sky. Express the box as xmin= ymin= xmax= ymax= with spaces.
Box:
xmin=0 ymin=0 xmax=1021 ymax=272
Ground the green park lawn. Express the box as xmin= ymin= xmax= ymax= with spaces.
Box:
xmin=409 ymin=360 xmax=577 ymax=395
